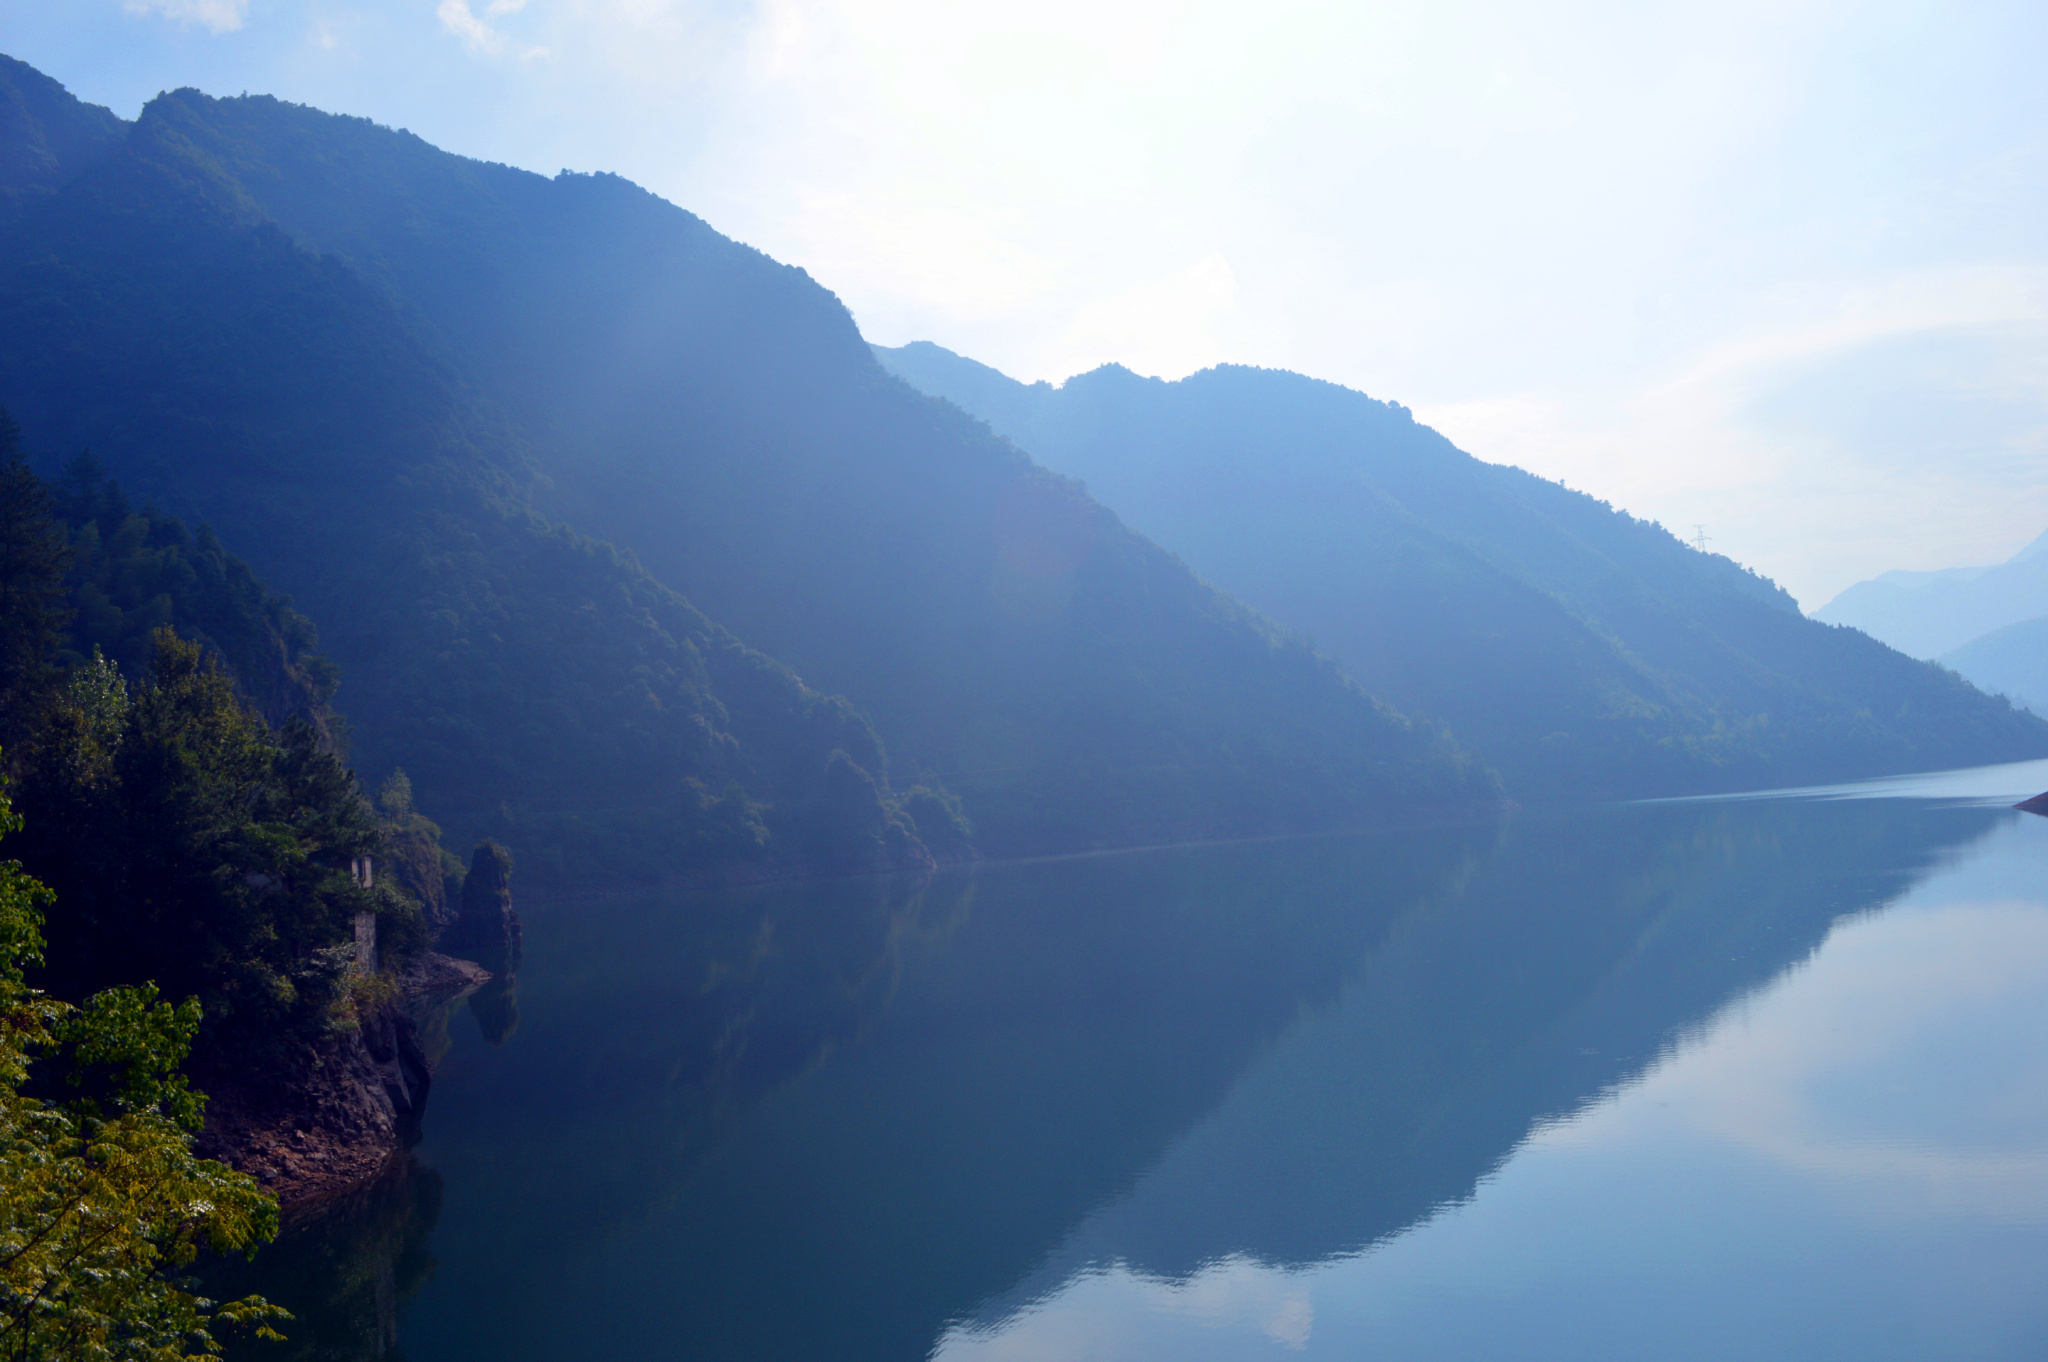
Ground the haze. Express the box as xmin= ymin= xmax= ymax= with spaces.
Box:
xmin=8 ymin=0 xmax=2047 ymax=606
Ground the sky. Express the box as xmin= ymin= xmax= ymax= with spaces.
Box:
xmin=6 ymin=0 xmax=2048 ymax=608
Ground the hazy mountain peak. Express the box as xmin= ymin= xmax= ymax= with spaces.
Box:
xmin=1816 ymin=526 xmax=2048 ymax=658
xmin=2008 ymin=525 xmax=2048 ymax=564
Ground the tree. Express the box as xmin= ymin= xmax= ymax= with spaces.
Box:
xmin=20 ymin=630 xmax=410 ymax=1065
xmin=0 ymin=411 xmax=72 ymax=737
xmin=0 ymin=774 xmax=287 ymax=1360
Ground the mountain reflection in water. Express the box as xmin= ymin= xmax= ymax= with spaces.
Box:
xmin=222 ymin=792 xmax=2025 ymax=1361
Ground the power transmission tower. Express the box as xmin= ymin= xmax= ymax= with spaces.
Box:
xmin=1693 ymin=524 xmax=1711 ymax=552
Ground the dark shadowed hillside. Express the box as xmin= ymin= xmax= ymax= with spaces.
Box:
xmin=0 ymin=62 xmax=937 ymax=886
xmin=876 ymin=343 xmax=2048 ymax=799
xmin=45 ymin=451 xmax=343 ymax=743
xmin=0 ymin=60 xmax=1494 ymax=871
xmin=0 ymin=53 xmax=124 ymax=230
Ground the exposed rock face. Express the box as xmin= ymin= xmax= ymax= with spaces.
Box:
xmin=399 ymin=951 xmax=491 ymax=998
xmin=382 ymin=820 xmax=456 ymax=936
xmin=377 ymin=771 xmax=459 ymax=936
xmin=199 ymin=845 xmax=518 ymax=1207
xmin=440 ymin=841 xmax=521 ymax=967
xmin=196 ymin=953 xmax=488 ymax=1208
xmin=437 ymin=842 xmax=524 ymax=1048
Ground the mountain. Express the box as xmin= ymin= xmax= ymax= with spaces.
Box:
xmin=0 ymin=58 xmax=1494 ymax=875
xmin=0 ymin=53 xmax=124 ymax=230
xmin=875 ymin=342 xmax=2048 ymax=799
xmin=0 ymin=62 xmax=935 ymax=887
xmin=19 ymin=446 xmax=335 ymax=720
xmin=1940 ymin=616 xmax=2048 ymax=715
xmin=1814 ymin=527 xmax=2048 ymax=659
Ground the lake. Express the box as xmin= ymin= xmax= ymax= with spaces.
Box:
xmin=221 ymin=762 xmax=2048 ymax=1360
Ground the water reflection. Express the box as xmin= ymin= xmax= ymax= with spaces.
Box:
xmin=222 ymin=792 xmax=2020 ymax=1361
xmin=976 ymin=798 xmax=1996 ymax=1290
xmin=208 ymin=1158 xmax=442 ymax=1361
xmin=941 ymin=812 xmax=2048 ymax=1361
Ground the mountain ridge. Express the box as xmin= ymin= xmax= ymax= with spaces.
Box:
xmin=1816 ymin=529 xmax=2048 ymax=659
xmin=0 ymin=62 xmax=941 ymax=886
xmin=0 ymin=58 xmax=1498 ymax=876
xmin=875 ymin=341 xmax=2048 ymax=798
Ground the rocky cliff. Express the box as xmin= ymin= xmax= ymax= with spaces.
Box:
xmin=196 ymin=840 xmax=524 ymax=1209
xmin=195 ymin=953 xmax=489 ymax=1207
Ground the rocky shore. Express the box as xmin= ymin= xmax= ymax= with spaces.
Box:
xmin=195 ymin=953 xmax=491 ymax=1208
xmin=194 ymin=842 xmax=526 ymax=1207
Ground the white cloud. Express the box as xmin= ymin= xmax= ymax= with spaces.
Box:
xmin=1540 ymin=888 xmax=2048 ymax=1223
xmin=436 ymin=0 xmax=506 ymax=54
xmin=434 ymin=0 xmax=550 ymax=59
xmin=936 ymin=1255 xmax=1315 ymax=1359
xmin=123 ymin=0 xmax=248 ymax=33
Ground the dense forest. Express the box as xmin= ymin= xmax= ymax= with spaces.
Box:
xmin=0 ymin=777 xmax=287 ymax=1358
xmin=0 ymin=431 xmax=385 ymax=1351
xmin=0 ymin=420 xmax=432 ymax=1114
xmin=876 ymin=343 xmax=2048 ymax=799
xmin=0 ymin=61 xmax=1497 ymax=878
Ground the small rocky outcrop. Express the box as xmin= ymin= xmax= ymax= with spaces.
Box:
xmin=437 ymin=841 xmax=524 ymax=1047
xmin=195 ymin=953 xmax=489 ymax=1208
xmin=439 ymin=840 xmax=521 ymax=967
xmin=201 ymin=842 xmax=522 ymax=1207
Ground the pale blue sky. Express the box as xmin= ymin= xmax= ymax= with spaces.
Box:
xmin=6 ymin=0 xmax=2047 ymax=606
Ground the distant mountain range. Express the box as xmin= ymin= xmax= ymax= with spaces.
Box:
xmin=1941 ymin=618 xmax=2048 ymax=716
xmin=876 ymin=342 xmax=2048 ymax=798
xmin=1813 ymin=528 xmax=2048 ymax=659
xmin=1814 ymin=529 xmax=2048 ymax=716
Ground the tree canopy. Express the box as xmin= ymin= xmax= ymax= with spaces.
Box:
xmin=0 ymin=775 xmax=286 ymax=1360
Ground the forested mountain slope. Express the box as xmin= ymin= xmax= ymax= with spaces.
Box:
xmin=0 ymin=53 xmax=124 ymax=229
xmin=875 ymin=343 xmax=2048 ymax=799
xmin=0 ymin=60 xmax=1493 ymax=868
xmin=46 ymin=450 xmax=340 ymax=741
xmin=0 ymin=62 xmax=937 ymax=885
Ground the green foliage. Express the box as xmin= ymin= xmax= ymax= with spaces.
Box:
xmin=371 ymin=768 xmax=456 ymax=934
xmin=0 ymin=778 xmax=287 ymax=1361
xmin=18 ymin=630 xmax=393 ymax=1071
xmin=46 ymin=452 xmax=338 ymax=743
xmin=0 ymin=436 xmax=454 ymax=1084
xmin=0 ymin=429 xmax=70 ymax=738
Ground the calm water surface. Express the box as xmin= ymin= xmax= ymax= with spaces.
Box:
xmin=225 ymin=761 xmax=2048 ymax=1360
